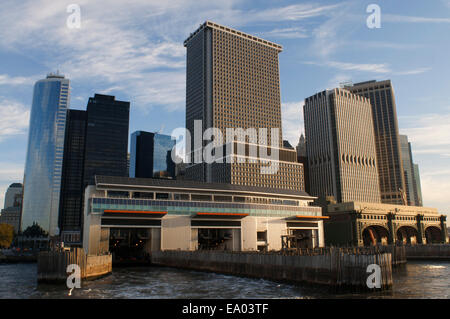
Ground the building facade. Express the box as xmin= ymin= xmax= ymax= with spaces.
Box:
xmin=83 ymin=176 xmax=325 ymax=258
xmin=0 ymin=183 xmax=23 ymax=234
xmin=83 ymin=94 xmax=130 ymax=186
xmin=413 ymin=164 xmax=423 ymax=207
xmin=58 ymin=94 xmax=130 ymax=245
xmin=399 ymin=135 xmax=422 ymax=206
xmin=184 ymin=21 xmax=305 ymax=192
xmin=59 ymin=110 xmax=87 ymax=244
xmin=324 ymin=201 xmax=448 ymax=246
xmin=22 ymin=73 xmax=70 ymax=236
xmin=347 ymin=80 xmax=406 ymax=205
xmin=3 ymin=183 xmax=22 ymax=210
xmin=304 ymin=88 xmax=381 ymax=205
xmin=130 ymin=131 xmax=176 ymax=179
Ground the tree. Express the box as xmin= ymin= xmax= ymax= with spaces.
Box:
xmin=22 ymin=222 xmax=48 ymax=238
xmin=0 ymin=224 xmax=14 ymax=248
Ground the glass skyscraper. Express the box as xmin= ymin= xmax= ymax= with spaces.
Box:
xmin=22 ymin=73 xmax=70 ymax=236
xmin=130 ymin=131 xmax=176 ymax=179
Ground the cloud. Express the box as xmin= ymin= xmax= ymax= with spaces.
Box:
xmin=248 ymin=3 xmax=342 ymax=22
xmin=399 ymin=113 xmax=450 ymax=151
xmin=394 ymin=67 xmax=432 ymax=76
xmin=281 ymin=101 xmax=304 ymax=147
xmin=0 ymin=74 xmax=36 ymax=86
xmin=384 ymin=14 xmax=450 ymax=24
xmin=0 ymin=98 xmax=30 ymax=141
xmin=262 ymin=27 xmax=309 ymax=39
xmin=305 ymin=60 xmax=391 ymax=73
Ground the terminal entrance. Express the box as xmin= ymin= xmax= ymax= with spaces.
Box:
xmin=109 ymin=228 xmax=152 ymax=265
xmin=197 ymin=228 xmax=236 ymax=250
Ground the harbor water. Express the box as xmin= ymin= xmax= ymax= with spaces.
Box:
xmin=0 ymin=261 xmax=449 ymax=299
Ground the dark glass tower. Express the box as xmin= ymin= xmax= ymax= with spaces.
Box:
xmin=58 ymin=94 xmax=130 ymax=244
xmin=83 ymin=94 xmax=130 ymax=186
xmin=130 ymin=131 xmax=176 ymax=179
xmin=59 ymin=110 xmax=86 ymax=240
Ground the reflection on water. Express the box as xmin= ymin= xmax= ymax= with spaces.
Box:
xmin=0 ymin=261 xmax=449 ymax=299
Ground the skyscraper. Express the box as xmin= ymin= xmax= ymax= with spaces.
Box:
xmin=83 ymin=94 xmax=130 ymax=186
xmin=58 ymin=94 xmax=130 ymax=244
xmin=399 ymin=135 xmax=419 ymax=206
xmin=304 ymin=88 xmax=381 ymax=204
xmin=22 ymin=73 xmax=70 ymax=236
xmin=413 ymin=164 xmax=423 ymax=207
xmin=130 ymin=131 xmax=176 ymax=179
xmin=184 ymin=21 xmax=304 ymax=191
xmin=59 ymin=110 xmax=86 ymax=242
xmin=3 ymin=183 xmax=22 ymax=209
xmin=0 ymin=183 xmax=23 ymax=234
xmin=346 ymin=80 xmax=406 ymax=205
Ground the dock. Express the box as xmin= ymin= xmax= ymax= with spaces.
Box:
xmin=37 ymin=248 xmax=112 ymax=283
xmin=151 ymin=247 xmax=394 ymax=291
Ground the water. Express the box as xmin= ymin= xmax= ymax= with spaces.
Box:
xmin=0 ymin=261 xmax=449 ymax=299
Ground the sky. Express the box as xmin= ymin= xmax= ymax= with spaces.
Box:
xmin=0 ymin=0 xmax=449 ymax=216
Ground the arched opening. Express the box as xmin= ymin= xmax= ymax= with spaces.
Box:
xmin=396 ymin=226 xmax=419 ymax=245
xmin=362 ymin=225 xmax=390 ymax=246
xmin=425 ymin=226 xmax=442 ymax=244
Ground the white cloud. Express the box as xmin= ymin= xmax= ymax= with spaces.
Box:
xmin=0 ymin=74 xmax=36 ymax=86
xmin=395 ymin=67 xmax=432 ymax=76
xmin=281 ymin=101 xmax=304 ymax=147
xmin=263 ymin=27 xmax=309 ymax=39
xmin=399 ymin=113 xmax=450 ymax=150
xmin=384 ymin=14 xmax=450 ymax=24
xmin=0 ymin=98 xmax=30 ymax=141
xmin=248 ymin=3 xmax=342 ymax=22
xmin=305 ymin=60 xmax=391 ymax=73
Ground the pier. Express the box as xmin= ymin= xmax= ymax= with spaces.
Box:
xmin=405 ymin=244 xmax=450 ymax=261
xmin=151 ymin=248 xmax=394 ymax=291
xmin=37 ymin=248 xmax=112 ymax=283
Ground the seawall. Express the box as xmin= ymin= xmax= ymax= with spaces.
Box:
xmin=151 ymin=249 xmax=393 ymax=291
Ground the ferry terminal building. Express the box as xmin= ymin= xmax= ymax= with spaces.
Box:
xmin=82 ymin=176 xmax=326 ymax=259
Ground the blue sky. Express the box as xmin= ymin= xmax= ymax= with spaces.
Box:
xmin=0 ymin=0 xmax=449 ymax=215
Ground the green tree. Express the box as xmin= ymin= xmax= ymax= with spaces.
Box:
xmin=0 ymin=224 xmax=14 ymax=248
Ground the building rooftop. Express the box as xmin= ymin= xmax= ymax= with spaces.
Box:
xmin=95 ymin=175 xmax=314 ymax=199
xmin=184 ymin=21 xmax=283 ymax=52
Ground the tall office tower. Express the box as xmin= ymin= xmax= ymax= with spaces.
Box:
xmin=58 ymin=94 xmax=130 ymax=244
xmin=83 ymin=94 xmax=130 ymax=186
xmin=296 ymin=133 xmax=306 ymax=158
xmin=413 ymin=164 xmax=423 ymax=206
xmin=130 ymin=131 xmax=176 ymax=179
xmin=184 ymin=21 xmax=304 ymax=191
xmin=22 ymin=73 xmax=70 ymax=236
xmin=3 ymin=183 xmax=22 ymax=209
xmin=346 ymin=80 xmax=406 ymax=205
xmin=304 ymin=88 xmax=381 ymax=204
xmin=399 ymin=135 xmax=419 ymax=206
xmin=0 ymin=183 xmax=23 ymax=234
xmin=59 ymin=110 xmax=87 ymax=242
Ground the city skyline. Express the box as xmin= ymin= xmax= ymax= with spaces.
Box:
xmin=0 ymin=1 xmax=449 ymax=215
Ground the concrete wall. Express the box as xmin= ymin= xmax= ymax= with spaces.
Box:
xmin=161 ymin=215 xmax=191 ymax=250
xmin=85 ymin=254 xmax=112 ymax=279
xmin=151 ymin=250 xmax=393 ymax=291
